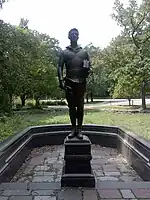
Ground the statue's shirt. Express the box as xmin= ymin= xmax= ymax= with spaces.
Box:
xmin=62 ymin=45 xmax=90 ymax=83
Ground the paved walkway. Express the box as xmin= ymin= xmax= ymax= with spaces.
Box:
xmin=0 ymin=145 xmax=150 ymax=199
xmin=1 ymin=182 xmax=150 ymax=199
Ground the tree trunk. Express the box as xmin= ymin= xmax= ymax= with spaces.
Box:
xmin=128 ymin=98 xmax=131 ymax=106
xmin=35 ymin=98 xmax=40 ymax=108
xmin=86 ymin=93 xmax=89 ymax=103
xmin=20 ymin=94 xmax=26 ymax=107
xmin=0 ymin=92 xmax=12 ymax=113
xmin=9 ymin=93 xmax=13 ymax=109
xmin=141 ymin=81 xmax=146 ymax=109
xmin=139 ymin=53 xmax=146 ymax=110
xmin=90 ymin=91 xmax=93 ymax=102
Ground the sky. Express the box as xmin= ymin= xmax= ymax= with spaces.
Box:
xmin=0 ymin=0 xmax=142 ymax=49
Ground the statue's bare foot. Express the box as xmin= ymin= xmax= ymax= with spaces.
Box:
xmin=68 ymin=127 xmax=76 ymax=139
xmin=77 ymin=129 xmax=83 ymax=139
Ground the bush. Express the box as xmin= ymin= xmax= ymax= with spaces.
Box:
xmin=26 ymin=102 xmax=35 ymax=107
xmin=58 ymin=100 xmax=67 ymax=105
xmin=16 ymin=103 xmax=22 ymax=110
xmin=41 ymin=100 xmax=67 ymax=106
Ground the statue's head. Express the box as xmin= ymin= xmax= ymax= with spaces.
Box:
xmin=68 ymin=28 xmax=79 ymax=42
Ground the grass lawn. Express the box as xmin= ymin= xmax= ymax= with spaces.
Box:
xmin=100 ymin=105 xmax=141 ymax=110
xmin=0 ymin=108 xmax=150 ymax=141
xmin=101 ymin=105 xmax=150 ymax=110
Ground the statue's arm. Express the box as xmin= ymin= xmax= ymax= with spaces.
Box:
xmin=57 ymin=51 xmax=64 ymax=81
xmin=85 ymin=51 xmax=93 ymax=74
xmin=57 ymin=51 xmax=65 ymax=89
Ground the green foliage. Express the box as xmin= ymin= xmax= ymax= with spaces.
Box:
xmin=26 ymin=102 xmax=35 ymax=107
xmin=1 ymin=0 xmax=150 ymax=111
xmin=84 ymin=43 xmax=110 ymax=99
xmin=41 ymin=100 xmax=67 ymax=106
xmin=104 ymin=35 xmax=138 ymax=97
xmin=0 ymin=19 xmax=60 ymax=112
xmin=113 ymin=72 xmax=140 ymax=100
xmin=112 ymin=0 xmax=150 ymax=108
xmin=15 ymin=103 xmax=22 ymax=110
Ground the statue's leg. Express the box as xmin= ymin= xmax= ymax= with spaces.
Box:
xmin=76 ymin=104 xmax=84 ymax=139
xmin=65 ymin=79 xmax=77 ymax=138
xmin=76 ymin=82 xmax=86 ymax=139
xmin=68 ymin=105 xmax=77 ymax=138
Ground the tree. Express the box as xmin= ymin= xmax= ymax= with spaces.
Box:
xmin=113 ymin=63 xmax=141 ymax=105
xmin=19 ymin=18 xmax=29 ymax=29
xmin=96 ymin=35 xmax=138 ymax=100
xmin=16 ymin=18 xmax=31 ymax=106
xmin=0 ymin=20 xmax=20 ymax=112
xmin=0 ymin=20 xmax=60 ymax=112
xmin=0 ymin=0 xmax=8 ymax=8
xmin=29 ymin=32 xmax=60 ymax=107
xmin=16 ymin=20 xmax=60 ymax=107
xmin=112 ymin=0 xmax=150 ymax=109
xmin=84 ymin=43 xmax=102 ymax=101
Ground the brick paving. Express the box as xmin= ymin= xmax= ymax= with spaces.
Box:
xmin=0 ymin=144 xmax=149 ymax=199
xmin=0 ymin=185 xmax=150 ymax=199
xmin=11 ymin=145 xmax=142 ymax=183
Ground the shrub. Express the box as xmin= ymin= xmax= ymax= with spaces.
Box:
xmin=41 ymin=100 xmax=67 ymax=106
xmin=16 ymin=104 xmax=22 ymax=110
xmin=26 ymin=102 xmax=35 ymax=107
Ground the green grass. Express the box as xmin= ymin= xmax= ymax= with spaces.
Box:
xmin=101 ymin=105 xmax=141 ymax=110
xmin=0 ymin=108 xmax=150 ymax=141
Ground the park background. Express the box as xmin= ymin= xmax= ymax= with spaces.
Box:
xmin=0 ymin=0 xmax=150 ymax=141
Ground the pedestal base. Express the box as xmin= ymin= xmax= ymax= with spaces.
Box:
xmin=61 ymin=135 xmax=95 ymax=187
xmin=61 ymin=167 xmax=95 ymax=187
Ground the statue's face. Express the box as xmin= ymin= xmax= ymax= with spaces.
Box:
xmin=69 ymin=29 xmax=79 ymax=42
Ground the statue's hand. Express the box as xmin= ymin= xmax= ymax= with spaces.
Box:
xmin=83 ymin=59 xmax=90 ymax=69
xmin=82 ymin=59 xmax=91 ymax=78
xmin=59 ymin=80 xmax=65 ymax=90
xmin=82 ymin=67 xmax=90 ymax=78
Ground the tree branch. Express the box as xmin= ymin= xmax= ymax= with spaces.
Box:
xmin=130 ymin=11 xmax=149 ymax=49
xmin=142 ymin=34 xmax=150 ymax=44
xmin=135 ymin=12 xmax=148 ymax=30
xmin=130 ymin=18 xmax=140 ymax=49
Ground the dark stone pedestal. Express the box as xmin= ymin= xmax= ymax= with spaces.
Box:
xmin=61 ymin=135 xmax=95 ymax=187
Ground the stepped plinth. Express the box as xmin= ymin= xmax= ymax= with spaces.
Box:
xmin=61 ymin=135 xmax=95 ymax=187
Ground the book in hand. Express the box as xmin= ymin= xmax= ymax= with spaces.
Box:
xmin=83 ymin=59 xmax=90 ymax=69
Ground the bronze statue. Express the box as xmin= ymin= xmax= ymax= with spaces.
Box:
xmin=57 ymin=28 xmax=91 ymax=139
